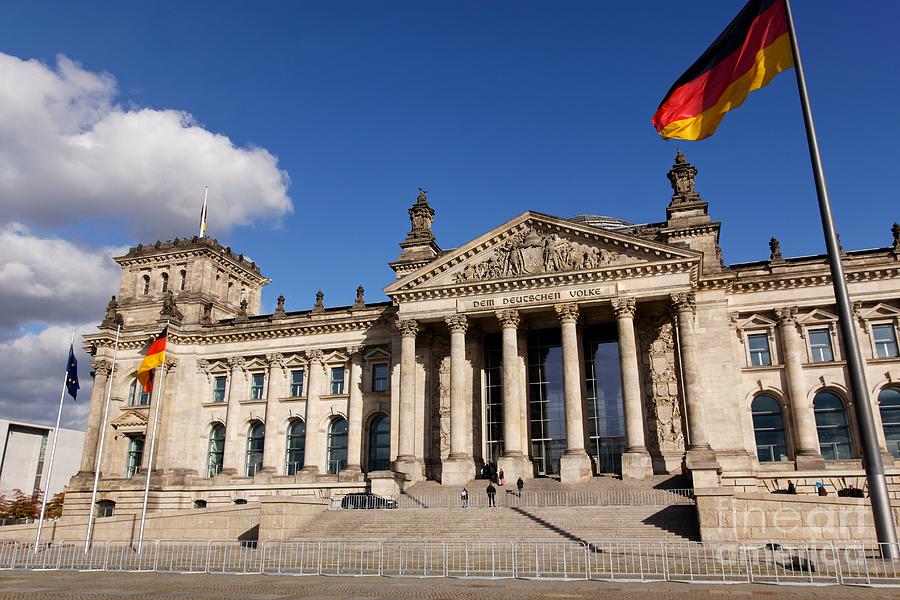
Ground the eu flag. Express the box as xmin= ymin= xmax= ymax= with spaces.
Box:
xmin=66 ymin=344 xmax=79 ymax=401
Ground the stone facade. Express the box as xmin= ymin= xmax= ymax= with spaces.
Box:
xmin=67 ymin=153 xmax=900 ymax=518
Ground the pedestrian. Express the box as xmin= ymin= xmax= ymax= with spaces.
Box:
xmin=498 ymin=469 xmax=506 ymax=486
xmin=786 ymin=480 xmax=796 ymax=495
xmin=460 ymin=487 xmax=469 ymax=508
xmin=486 ymin=483 xmax=497 ymax=507
xmin=516 ymin=477 xmax=524 ymax=498
xmin=815 ymin=481 xmax=827 ymax=496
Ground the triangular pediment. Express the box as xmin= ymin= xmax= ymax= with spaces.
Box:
xmin=111 ymin=409 xmax=149 ymax=434
xmin=738 ymin=314 xmax=777 ymax=330
xmin=860 ymin=303 xmax=900 ymax=321
xmin=799 ymin=308 xmax=838 ymax=324
xmin=385 ymin=211 xmax=700 ymax=296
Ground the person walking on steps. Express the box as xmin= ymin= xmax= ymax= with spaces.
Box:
xmin=486 ymin=483 xmax=497 ymax=507
xmin=498 ymin=469 xmax=506 ymax=486
xmin=516 ymin=477 xmax=524 ymax=498
xmin=460 ymin=487 xmax=469 ymax=508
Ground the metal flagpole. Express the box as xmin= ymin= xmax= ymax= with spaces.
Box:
xmin=84 ymin=324 xmax=120 ymax=554
xmin=137 ymin=321 xmax=169 ymax=554
xmin=784 ymin=0 xmax=899 ymax=558
xmin=199 ymin=186 xmax=208 ymax=238
xmin=34 ymin=329 xmax=76 ymax=553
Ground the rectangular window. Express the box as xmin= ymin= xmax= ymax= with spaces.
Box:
xmin=330 ymin=366 xmax=345 ymax=395
xmin=873 ymin=324 xmax=900 ymax=358
xmin=747 ymin=333 xmax=772 ymax=366
xmin=130 ymin=382 xmax=151 ymax=406
xmin=809 ymin=328 xmax=834 ymax=362
xmin=213 ymin=376 xmax=227 ymax=403
xmin=290 ymin=370 xmax=304 ymax=397
xmin=372 ymin=363 xmax=389 ymax=392
xmin=250 ymin=372 xmax=265 ymax=400
xmin=126 ymin=435 xmax=144 ymax=478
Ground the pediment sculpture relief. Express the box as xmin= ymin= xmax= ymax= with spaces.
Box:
xmin=453 ymin=227 xmax=638 ymax=283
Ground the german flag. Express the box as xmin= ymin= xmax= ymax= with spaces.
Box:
xmin=652 ymin=0 xmax=794 ymax=140
xmin=136 ymin=325 xmax=168 ymax=394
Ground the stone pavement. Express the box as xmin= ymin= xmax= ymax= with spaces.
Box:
xmin=2 ymin=571 xmax=900 ymax=600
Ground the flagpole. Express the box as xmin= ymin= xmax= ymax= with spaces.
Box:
xmin=137 ymin=322 xmax=169 ymax=554
xmin=34 ymin=329 xmax=76 ymax=553
xmin=84 ymin=324 xmax=120 ymax=554
xmin=199 ymin=186 xmax=208 ymax=238
xmin=784 ymin=0 xmax=899 ymax=558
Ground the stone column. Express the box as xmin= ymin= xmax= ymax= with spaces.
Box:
xmin=221 ymin=356 xmax=246 ymax=475
xmin=555 ymin=303 xmax=592 ymax=483
xmin=495 ymin=309 xmax=532 ymax=482
xmin=300 ymin=350 xmax=325 ymax=476
xmin=341 ymin=347 xmax=365 ymax=479
xmin=671 ymin=292 xmax=719 ymax=476
xmin=441 ymin=315 xmax=475 ymax=484
xmin=775 ymin=306 xmax=826 ymax=469
xmin=611 ymin=297 xmax=653 ymax=480
xmin=393 ymin=319 xmax=423 ymax=482
xmin=260 ymin=353 xmax=285 ymax=475
xmin=78 ymin=359 xmax=112 ymax=475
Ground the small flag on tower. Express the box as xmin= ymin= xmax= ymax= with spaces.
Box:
xmin=199 ymin=187 xmax=208 ymax=238
xmin=136 ymin=326 xmax=168 ymax=394
xmin=651 ymin=0 xmax=794 ymax=140
xmin=65 ymin=344 xmax=79 ymax=400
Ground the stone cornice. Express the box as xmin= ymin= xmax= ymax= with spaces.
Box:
xmin=115 ymin=237 xmax=265 ymax=280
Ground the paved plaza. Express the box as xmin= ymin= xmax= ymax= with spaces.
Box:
xmin=2 ymin=571 xmax=900 ymax=600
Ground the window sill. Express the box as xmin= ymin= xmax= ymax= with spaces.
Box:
xmin=741 ymin=365 xmax=783 ymax=372
xmin=320 ymin=394 xmax=349 ymax=400
xmin=803 ymin=360 xmax=847 ymax=368
xmin=201 ymin=402 xmax=228 ymax=408
xmin=368 ymin=390 xmax=391 ymax=396
xmin=239 ymin=399 xmax=267 ymax=405
xmin=868 ymin=356 xmax=900 ymax=364
xmin=279 ymin=396 xmax=307 ymax=402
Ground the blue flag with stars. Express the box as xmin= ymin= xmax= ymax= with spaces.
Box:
xmin=66 ymin=344 xmax=79 ymax=401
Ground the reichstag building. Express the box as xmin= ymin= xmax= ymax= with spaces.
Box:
xmin=67 ymin=152 xmax=900 ymax=514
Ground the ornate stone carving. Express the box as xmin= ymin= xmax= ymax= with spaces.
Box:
xmin=403 ymin=188 xmax=436 ymax=245
xmin=235 ymin=298 xmax=249 ymax=323
xmin=611 ymin=296 xmax=637 ymax=319
xmin=345 ymin=346 xmax=362 ymax=360
xmin=101 ymin=296 xmax=123 ymax=328
xmin=554 ymin=303 xmax=579 ymax=324
xmin=430 ymin=336 xmax=451 ymax=463
xmin=396 ymin=318 xmax=418 ymax=338
xmin=196 ymin=359 xmax=212 ymax=382
xmin=495 ymin=309 xmax=520 ymax=329
xmin=769 ymin=237 xmax=783 ymax=262
xmin=893 ymin=223 xmax=900 ymax=253
xmin=265 ymin=352 xmax=286 ymax=369
xmin=305 ymin=349 xmax=325 ymax=364
xmin=91 ymin=359 xmax=112 ymax=378
xmin=160 ymin=290 xmax=184 ymax=322
xmin=273 ymin=294 xmax=286 ymax=319
xmin=310 ymin=290 xmax=325 ymax=314
xmin=445 ymin=314 xmax=469 ymax=334
xmin=637 ymin=316 xmax=685 ymax=455
xmin=667 ymin=150 xmax=701 ymax=205
xmin=774 ymin=305 xmax=799 ymax=325
xmin=670 ymin=292 xmax=695 ymax=314
xmin=353 ymin=285 xmax=365 ymax=309
xmin=199 ymin=301 xmax=213 ymax=325
xmin=227 ymin=356 xmax=246 ymax=378
xmin=164 ymin=357 xmax=177 ymax=371
xmin=453 ymin=226 xmax=634 ymax=283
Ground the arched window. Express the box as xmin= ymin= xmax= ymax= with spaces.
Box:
xmin=142 ymin=275 xmax=150 ymax=295
xmin=285 ymin=419 xmax=306 ymax=475
xmin=879 ymin=387 xmax=900 ymax=458
xmin=129 ymin=380 xmax=152 ymax=406
xmin=96 ymin=500 xmax=115 ymax=518
xmin=179 ymin=269 xmax=187 ymax=291
xmin=193 ymin=499 xmax=207 ymax=509
xmin=160 ymin=272 xmax=169 ymax=293
xmin=814 ymin=391 xmax=854 ymax=460
xmin=207 ymin=423 xmax=225 ymax=477
xmin=751 ymin=395 xmax=788 ymax=462
xmin=327 ymin=417 xmax=348 ymax=474
xmin=367 ymin=414 xmax=391 ymax=471
xmin=245 ymin=421 xmax=265 ymax=476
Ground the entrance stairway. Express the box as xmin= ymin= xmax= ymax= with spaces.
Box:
xmin=297 ymin=476 xmax=699 ymax=543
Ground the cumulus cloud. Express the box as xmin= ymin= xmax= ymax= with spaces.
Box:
xmin=0 ymin=323 xmax=95 ymax=429
xmin=0 ymin=223 xmax=122 ymax=340
xmin=0 ymin=53 xmax=292 ymax=236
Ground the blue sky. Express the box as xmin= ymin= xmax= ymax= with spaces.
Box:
xmin=1 ymin=1 xmax=898 ymax=427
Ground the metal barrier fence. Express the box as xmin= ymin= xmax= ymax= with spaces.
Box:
xmin=2 ymin=539 xmax=899 ymax=585
xmin=388 ymin=488 xmax=695 ymax=510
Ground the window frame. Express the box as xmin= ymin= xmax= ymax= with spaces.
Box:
xmin=289 ymin=369 xmax=305 ymax=397
xmin=245 ymin=421 xmax=265 ymax=477
xmin=249 ymin=372 xmax=265 ymax=400
xmin=750 ymin=394 xmax=790 ymax=462
xmin=212 ymin=376 xmax=227 ymax=403
xmin=813 ymin=391 xmax=855 ymax=460
xmin=330 ymin=366 xmax=346 ymax=395
xmin=807 ymin=327 xmax=836 ymax=363
xmin=129 ymin=380 xmax=152 ymax=406
xmin=746 ymin=332 xmax=773 ymax=367
xmin=871 ymin=322 xmax=900 ymax=359
xmin=327 ymin=416 xmax=348 ymax=474
xmin=160 ymin=272 xmax=169 ymax=293
xmin=371 ymin=363 xmax=389 ymax=392
xmin=285 ymin=419 xmax=306 ymax=475
xmin=96 ymin=500 xmax=116 ymax=518
xmin=141 ymin=274 xmax=150 ymax=296
xmin=207 ymin=423 xmax=225 ymax=477
xmin=879 ymin=387 xmax=900 ymax=459
xmin=125 ymin=435 xmax=145 ymax=478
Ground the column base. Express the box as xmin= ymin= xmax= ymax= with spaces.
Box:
xmin=392 ymin=456 xmax=425 ymax=484
xmin=559 ymin=452 xmax=592 ymax=484
xmin=339 ymin=465 xmax=365 ymax=482
xmin=497 ymin=453 xmax=533 ymax=484
xmin=684 ymin=448 xmax=720 ymax=488
xmin=794 ymin=452 xmax=826 ymax=470
xmin=620 ymin=449 xmax=653 ymax=480
xmin=441 ymin=457 xmax=475 ymax=485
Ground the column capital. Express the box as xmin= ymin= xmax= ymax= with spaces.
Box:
xmin=611 ymin=296 xmax=637 ymax=319
xmin=670 ymin=291 xmax=696 ymax=314
xmin=345 ymin=345 xmax=364 ymax=361
xmin=305 ymin=349 xmax=325 ymax=364
xmin=495 ymin=309 xmax=521 ymax=329
xmin=227 ymin=356 xmax=246 ymax=371
xmin=774 ymin=305 xmax=799 ymax=325
xmin=90 ymin=359 xmax=112 ymax=378
xmin=396 ymin=318 xmax=419 ymax=338
xmin=445 ymin=314 xmax=469 ymax=334
xmin=554 ymin=303 xmax=580 ymax=324
xmin=264 ymin=352 xmax=285 ymax=368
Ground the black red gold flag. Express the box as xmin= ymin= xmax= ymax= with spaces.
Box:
xmin=136 ymin=326 xmax=168 ymax=394
xmin=652 ymin=0 xmax=793 ymax=140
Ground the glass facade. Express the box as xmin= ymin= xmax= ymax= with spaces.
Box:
xmin=527 ymin=329 xmax=566 ymax=477
xmin=367 ymin=414 xmax=391 ymax=471
xmin=583 ymin=325 xmax=625 ymax=474
xmin=814 ymin=391 xmax=853 ymax=460
xmin=285 ymin=419 xmax=305 ymax=474
xmin=751 ymin=394 xmax=789 ymax=462
xmin=483 ymin=334 xmax=504 ymax=466
xmin=879 ymin=387 xmax=900 ymax=458
xmin=328 ymin=417 xmax=348 ymax=474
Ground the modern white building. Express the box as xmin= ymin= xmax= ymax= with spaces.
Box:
xmin=0 ymin=419 xmax=84 ymax=498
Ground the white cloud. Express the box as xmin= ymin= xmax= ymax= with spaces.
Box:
xmin=0 ymin=53 xmax=292 ymax=236
xmin=0 ymin=223 xmax=122 ymax=339
xmin=0 ymin=323 xmax=95 ymax=429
